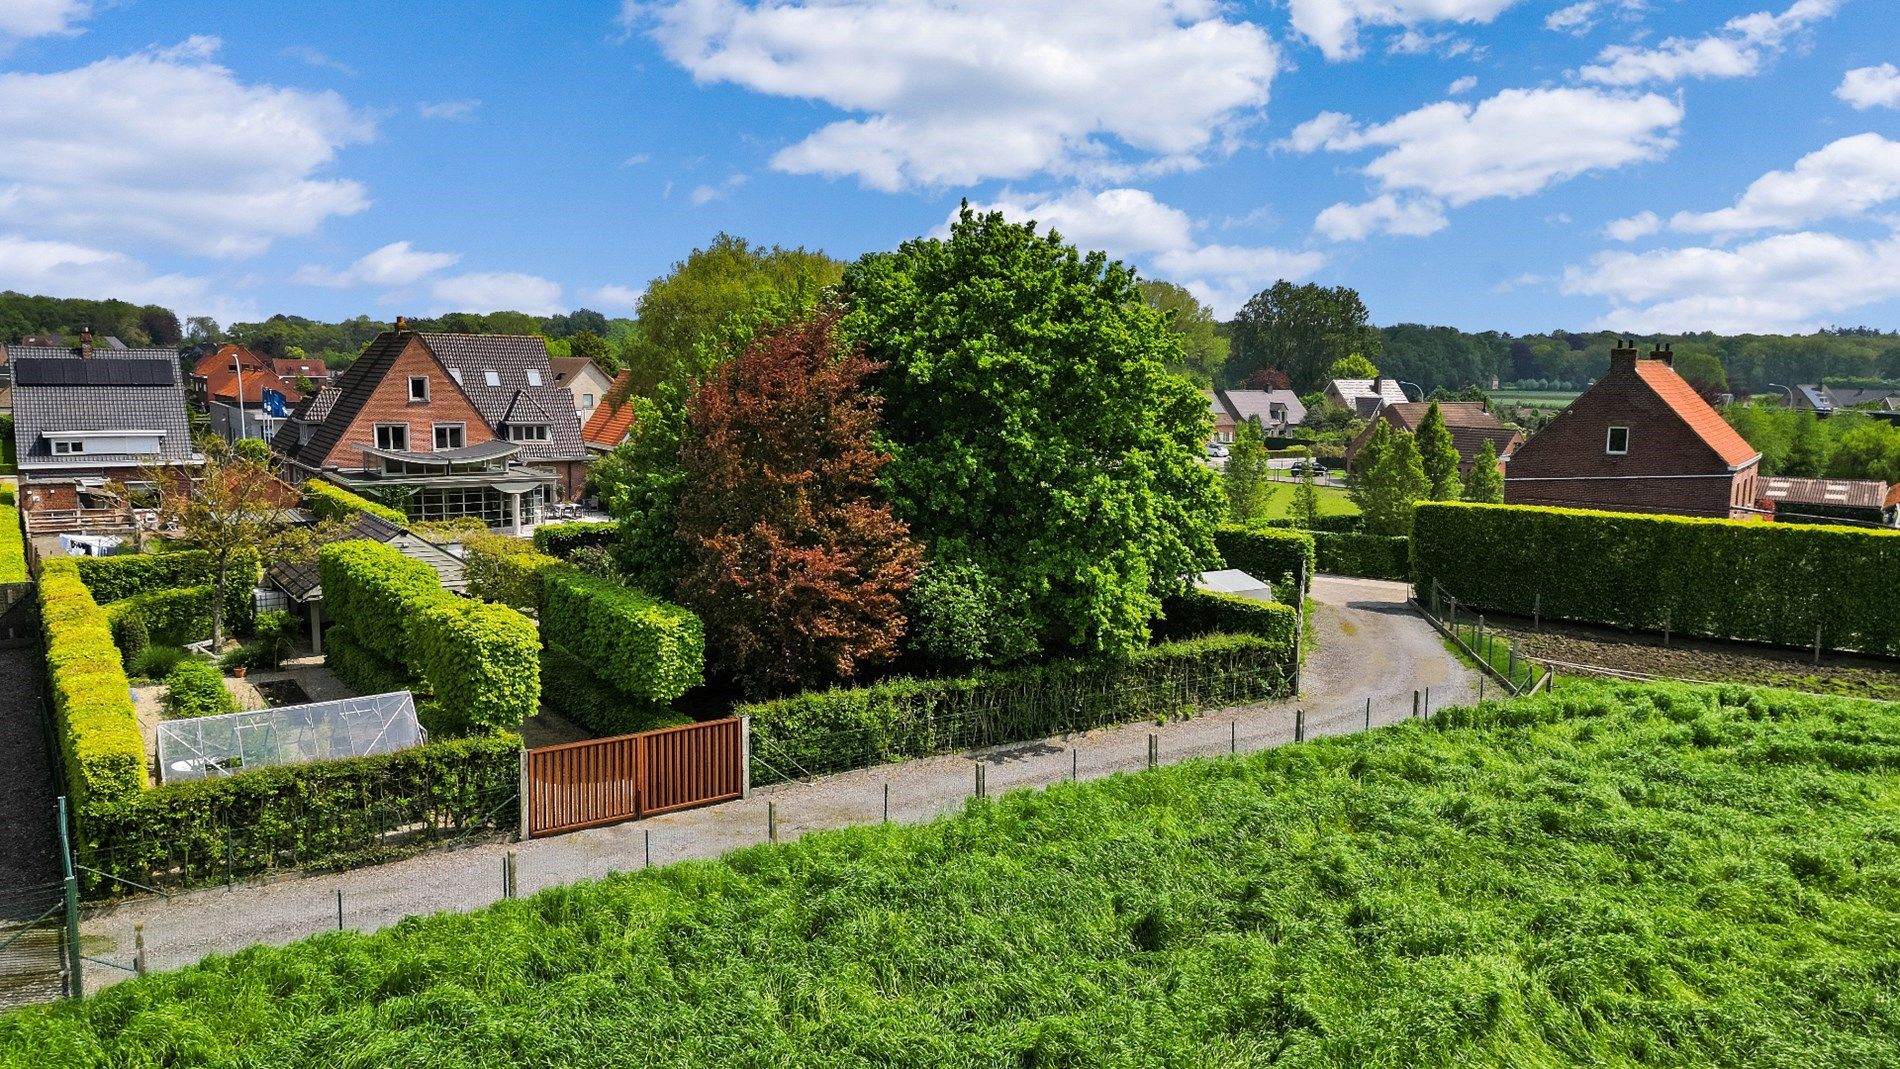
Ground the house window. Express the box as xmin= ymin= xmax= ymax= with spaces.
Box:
xmin=1606 ymin=426 xmax=1630 ymax=455
xmin=582 ymin=393 xmax=595 ymax=410
xmin=375 ymin=424 xmax=409 ymax=451
xmin=408 ymin=376 xmax=430 ymax=402
xmin=526 ymin=369 xmax=543 ymax=387
xmin=483 ymin=370 xmax=500 ymax=387
xmin=434 ymin=423 xmax=465 ymax=450
xmin=508 ymin=424 xmax=549 ymax=442
xmin=52 ymin=439 xmax=84 ymax=454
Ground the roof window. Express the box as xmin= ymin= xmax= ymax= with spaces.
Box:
xmin=483 ymin=370 xmax=500 ymax=387
xmin=526 ymin=369 xmax=543 ymax=387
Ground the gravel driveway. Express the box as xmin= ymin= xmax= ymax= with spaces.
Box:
xmin=78 ymin=576 xmax=1477 ymax=992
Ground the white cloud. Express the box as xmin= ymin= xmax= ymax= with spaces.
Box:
xmin=1837 ymin=64 xmax=1900 ymax=110
xmin=293 ymin=241 xmax=460 ymax=288
xmin=282 ymin=45 xmax=356 ymax=76
xmin=620 ymin=153 xmax=651 ymax=167
xmin=1578 ymin=0 xmax=1839 ymax=86
xmin=1544 ymin=1 xmax=1599 ymax=34
xmin=429 ymin=272 xmax=564 ymax=316
xmin=1289 ymin=86 xmax=1682 ymax=205
xmin=1604 ymin=209 xmax=1661 ymax=241
xmin=0 ymin=233 xmax=255 ymax=325
xmin=689 ymin=173 xmax=747 ymax=205
xmin=1447 ymin=75 xmax=1478 ymax=94
xmin=0 ymin=38 xmax=373 ymax=257
xmin=1664 ymin=133 xmax=1900 ymax=238
xmin=1286 ymin=0 xmax=1521 ymax=61
xmin=1313 ymin=193 xmax=1449 ymax=240
xmin=418 ymin=99 xmax=480 ymax=120
xmin=585 ymin=284 xmax=644 ymax=309
xmin=1563 ymin=227 xmax=1900 ymax=333
xmin=630 ymin=0 xmax=1279 ymax=191
xmin=0 ymin=0 xmax=91 ymax=39
xmin=956 ymin=187 xmax=1325 ymax=316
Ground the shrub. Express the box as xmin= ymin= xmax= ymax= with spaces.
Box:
xmin=133 ymin=645 xmax=188 ymax=681
xmin=540 ymin=645 xmax=693 ymax=736
xmin=408 ymin=517 xmax=490 ymax=543
xmin=1154 ymin=588 xmax=1299 ymax=648
xmin=0 ymin=503 xmax=24 ymax=583
xmin=105 ymin=585 xmax=213 ymax=647
xmin=323 ymin=628 xmax=412 ymax=695
xmin=462 ymin=533 xmax=565 ymax=614
xmin=409 ymin=598 xmax=540 ymax=735
xmin=252 ymin=610 xmax=298 ymax=670
xmin=565 ymin=545 xmax=623 ymax=582
xmin=40 ymin=564 xmax=145 ymax=809
xmin=532 ymin=521 xmax=619 ymax=560
xmin=1213 ymin=526 xmax=1315 ymax=592
xmin=302 ymin=479 xmax=407 ymax=525
xmin=906 ymin=559 xmax=1036 ymax=668
xmin=164 ymin=659 xmax=237 ymax=719
xmin=318 ymin=540 xmax=452 ymax=661
xmin=1310 ymin=531 xmax=1410 ymax=580
xmin=1413 ymin=501 xmax=1900 ymax=655
xmin=110 ymin=612 xmax=149 ymax=672
xmin=541 ymin=570 xmax=704 ymax=703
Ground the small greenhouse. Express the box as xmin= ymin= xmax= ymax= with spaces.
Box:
xmin=156 ymin=691 xmax=426 ymax=783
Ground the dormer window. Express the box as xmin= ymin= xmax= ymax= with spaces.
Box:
xmin=526 ymin=369 xmax=543 ymax=387
xmin=1606 ymin=426 xmax=1630 ymax=455
xmin=52 ymin=439 xmax=85 ymax=454
xmin=508 ymin=424 xmax=549 ymax=442
xmin=408 ymin=376 xmax=430 ymax=402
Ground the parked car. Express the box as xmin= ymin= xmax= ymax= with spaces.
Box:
xmin=1287 ymin=458 xmax=1325 ymax=477
xmin=1206 ymin=441 xmax=1229 ymax=459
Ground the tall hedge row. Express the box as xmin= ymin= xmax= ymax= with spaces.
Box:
xmin=541 ymin=570 xmax=704 ymax=703
xmin=1213 ymin=526 xmax=1315 ymax=592
xmin=1413 ymin=502 xmax=1900 ymax=655
xmin=319 ymin=541 xmax=449 ymax=664
xmin=303 ymin=479 xmax=407 ymax=525
xmin=40 ymin=559 xmax=145 ymax=809
xmin=77 ymin=549 xmax=259 ymax=635
xmin=0 ymin=503 xmax=25 ymax=583
xmin=105 ymin=585 xmax=213 ymax=647
xmin=1156 ymin=588 xmax=1299 ymax=648
xmin=462 ymin=533 xmax=564 ymax=614
xmin=539 ymin=645 xmax=693 ymax=736
xmin=1310 ymin=532 xmax=1410 ymax=581
xmin=532 ymin=521 xmax=619 ymax=559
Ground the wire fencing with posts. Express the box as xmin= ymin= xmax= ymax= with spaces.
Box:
xmin=1418 ymin=579 xmax=1551 ymax=696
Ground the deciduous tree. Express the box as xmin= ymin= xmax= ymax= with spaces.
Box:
xmin=1291 ymin=463 xmax=1321 ymax=528
xmin=1462 ymin=438 xmax=1504 ymax=503
xmin=1415 ymin=401 xmax=1462 ymax=500
xmin=1326 ymin=353 xmax=1380 ymax=381
xmin=1223 ymin=419 xmax=1271 ymax=524
xmin=1138 ymin=280 xmax=1229 ymax=384
xmin=1228 ymin=281 xmax=1382 ymax=392
xmin=1363 ymin=429 xmax=1430 ymax=537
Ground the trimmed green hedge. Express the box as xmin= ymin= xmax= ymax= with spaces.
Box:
xmin=106 ymin=585 xmax=213 ymax=647
xmin=1413 ymin=501 xmax=1900 ymax=656
xmin=463 ymin=533 xmax=565 ymax=614
xmin=1256 ymin=514 xmax=1364 ymax=534
xmin=319 ymin=541 xmax=452 ymax=663
xmin=541 ymin=570 xmax=703 ymax=703
xmin=40 ymin=559 xmax=145 ymax=810
xmin=532 ymin=521 xmax=619 ymax=560
xmin=1311 ymin=531 xmax=1410 ymax=581
xmin=73 ymin=733 xmax=520 ymax=895
xmin=540 ymin=645 xmax=693 ymax=736
xmin=324 ymin=628 xmax=411 ymax=696
xmin=1156 ymin=588 xmax=1299 ymax=648
xmin=742 ymin=633 xmax=1292 ymax=785
xmin=1213 ymin=526 xmax=1315 ymax=592
xmin=303 ymin=479 xmax=407 ymax=525
xmin=164 ymin=659 xmax=236 ymax=719
xmin=76 ymin=549 xmax=258 ymax=636
xmin=411 ymin=598 xmax=540 ymax=735
xmin=0 ymin=503 xmax=25 ymax=583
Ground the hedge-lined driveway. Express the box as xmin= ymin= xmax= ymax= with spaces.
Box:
xmin=77 ymin=576 xmax=1476 ymax=992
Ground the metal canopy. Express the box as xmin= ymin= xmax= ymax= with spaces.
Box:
xmin=155 ymin=690 xmax=425 ymax=783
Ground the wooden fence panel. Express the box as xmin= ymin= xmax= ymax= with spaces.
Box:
xmin=527 ymin=718 xmax=745 ymax=837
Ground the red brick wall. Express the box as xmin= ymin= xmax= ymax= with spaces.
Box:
xmin=314 ymin=336 xmax=496 ymax=471
xmin=21 ymin=482 xmax=78 ymax=513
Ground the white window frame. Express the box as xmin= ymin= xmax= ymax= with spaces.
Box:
xmin=526 ymin=369 xmax=543 ymax=387
xmin=52 ymin=439 xmax=85 ymax=454
xmin=581 ymin=393 xmax=595 ymax=410
xmin=408 ymin=376 xmax=429 ymax=402
xmin=483 ymin=370 xmax=500 ymax=387
xmin=1606 ymin=426 xmax=1630 ymax=455
xmin=374 ymin=423 xmax=410 ymax=451
xmin=508 ymin=424 xmax=549 ymax=442
xmin=433 ymin=422 xmax=466 ymax=451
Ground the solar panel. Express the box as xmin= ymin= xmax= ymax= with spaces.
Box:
xmin=13 ymin=359 xmax=174 ymax=387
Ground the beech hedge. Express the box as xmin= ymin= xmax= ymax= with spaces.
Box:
xmin=40 ymin=559 xmax=145 ymax=810
xmin=541 ymin=570 xmax=703 ymax=703
xmin=410 ymin=598 xmax=540 ymax=735
xmin=1213 ymin=526 xmax=1315 ymax=593
xmin=1311 ymin=531 xmax=1410 ymax=581
xmin=540 ymin=644 xmax=693 ymax=736
xmin=0 ymin=503 xmax=24 ymax=583
xmin=1156 ymin=588 xmax=1299 ymax=649
xmin=1413 ymin=501 xmax=1900 ymax=656
xmin=77 ymin=549 xmax=259 ymax=635
xmin=532 ymin=521 xmax=619 ymax=560
xmin=319 ymin=541 xmax=452 ymax=663
xmin=303 ymin=479 xmax=407 ymax=526
xmin=324 ymin=628 xmax=411 ymax=696
xmin=463 ymin=533 xmax=564 ymax=614
xmin=106 ymin=585 xmax=213 ymax=647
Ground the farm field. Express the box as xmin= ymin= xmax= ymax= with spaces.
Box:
xmin=5 ymin=681 xmax=1898 ymax=1067
xmin=1490 ymin=389 xmax=1580 ymax=411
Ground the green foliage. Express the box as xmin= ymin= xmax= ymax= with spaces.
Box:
xmin=1290 ymin=465 xmax=1321 ymax=529
xmin=317 ymin=541 xmax=452 ymax=664
xmin=0 ymin=289 xmax=185 ymax=346
xmin=76 ymin=549 xmax=259 ymax=636
xmin=1310 ymin=531 xmax=1410 ymax=580
xmin=1212 ymin=525 xmax=1315 ymax=593
xmin=409 ymin=598 xmax=540 ymax=735
xmin=1414 ymin=402 xmax=1462 ymax=500
xmin=541 ymin=570 xmax=704 ymax=703
xmin=230 ymin=437 xmax=271 ymax=464
xmin=531 ymin=521 xmax=620 ymax=559
xmin=1137 ymin=279 xmax=1229 ymax=384
xmin=110 ymin=612 xmax=149 ymax=672
xmin=1413 ymin=501 xmax=1900 ymax=655
xmin=252 ymin=610 xmax=298 ymax=670
xmin=1356 ymin=423 xmax=1430 ymax=537
xmin=323 ymin=628 xmax=411 ymax=696
xmin=163 ymin=659 xmax=236 ymax=719
xmin=1154 ymin=588 xmax=1299 ymax=648
xmin=1229 ymin=281 xmax=1382 ymax=391
xmin=39 ymin=560 xmax=145 ymax=809
xmin=1726 ymin=405 xmax=1900 ymax=481
xmin=0 ymin=504 xmax=24 ymax=582
xmin=1462 ymin=438 xmax=1505 ymax=503
xmin=301 ymin=479 xmax=407 ymax=525
xmin=1222 ymin=418 xmax=1272 ymax=524
xmin=598 ymin=393 xmax=691 ymax=594
xmin=132 ymin=645 xmax=187 ymax=682
xmin=105 ymin=585 xmax=212 ymax=647
xmin=1325 ymin=352 xmax=1380 ymax=380
xmin=462 ymin=533 xmax=565 ymax=614
xmin=845 ymin=207 xmax=1222 ymax=658
xmin=905 ymin=558 xmax=1037 ymax=668
xmin=539 ymin=645 xmax=691 ymax=736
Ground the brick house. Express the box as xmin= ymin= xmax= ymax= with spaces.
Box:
xmin=1203 ymin=390 xmax=1237 ymax=444
xmin=1345 ymin=401 xmax=1522 ymax=475
xmin=1504 ymin=341 xmax=1762 ymax=519
xmin=273 ymin=321 xmax=589 ymax=530
xmin=581 ymin=370 xmax=637 ymax=453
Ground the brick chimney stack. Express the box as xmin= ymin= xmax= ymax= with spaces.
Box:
xmin=1648 ymin=342 xmax=1674 ymax=367
xmin=79 ymin=325 xmax=92 ymax=360
xmin=1609 ymin=337 xmax=1638 ymax=369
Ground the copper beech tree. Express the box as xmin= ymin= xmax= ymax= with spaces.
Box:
xmin=675 ymin=305 xmax=921 ymax=696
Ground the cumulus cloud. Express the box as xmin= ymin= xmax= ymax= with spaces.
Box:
xmin=1837 ymin=64 xmax=1900 ymax=110
xmin=429 ymin=272 xmax=564 ymax=316
xmin=1286 ymin=0 xmax=1521 ymax=61
xmin=955 ymin=187 xmax=1325 ymax=316
xmin=0 ymin=0 xmax=91 ymax=39
xmin=1447 ymin=75 xmax=1478 ymax=95
xmin=585 ymin=284 xmax=645 ymax=310
xmin=1578 ymin=0 xmax=1839 ymax=86
xmin=1563 ymin=227 xmax=1900 ymax=333
xmin=1662 ymin=133 xmax=1900 ymax=237
xmin=0 ymin=38 xmax=373 ymax=257
xmin=293 ymin=241 xmax=460 ymax=288
xmin=0 ymin=233 xmax=254 ymax=324
xmin=628 ymin=0 xmax=1279 ymax=191
xmin=1603 ymin=210 xmax=1661 ymax=241
xmin=1313 ymin=194 xmax=1449 ymax=240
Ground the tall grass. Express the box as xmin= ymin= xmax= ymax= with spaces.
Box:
xmin=5 ymin=680 xmax=1899 ymax=1067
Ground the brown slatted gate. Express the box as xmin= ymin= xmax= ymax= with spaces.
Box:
xmin=526 ymin=718 xmax=747 ymax=838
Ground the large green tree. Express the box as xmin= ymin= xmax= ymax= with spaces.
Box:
xmin=1415 ymin=402 xmax=1462 ymax=500
xmin=1362 ymin=430 xmax=1431 ymax=537
xmin=844 ymin=207 xmax=1223 ymax=658
xmin=1223 ymin=419 xmax=1271 ymax=524
xmin=1228 ymin=281 xmax=1382 ymax=392
xmin=1462 ymin=438 xmax=1504 ymax=503
xmin=1138 ymin=280 xmax=1229 ymax=384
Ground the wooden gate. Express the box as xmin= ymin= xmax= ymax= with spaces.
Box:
xmin=525 ymin=718 xmax=748 ymax=838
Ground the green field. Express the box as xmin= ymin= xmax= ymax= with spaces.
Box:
xmin=1255 ymin=479 xmax=1359 ymax=519
xmin=1491 ymin=389 xmax=1581 ymax=411
xmin=6 ymin=680 xmax=1898 ymax=1067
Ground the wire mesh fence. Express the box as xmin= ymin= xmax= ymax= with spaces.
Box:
xmin=1418 ymin=579 xmax=1549 ymax=696
xmin=0 ymin=881 xmax=68 ymax=1010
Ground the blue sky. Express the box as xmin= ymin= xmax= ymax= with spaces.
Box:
xmin=1 ymin=0 xmax=1897 ymax=335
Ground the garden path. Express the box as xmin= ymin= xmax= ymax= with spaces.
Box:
xmin=0 ymin=646 xmax=58 ymax=898
xmin=76 ymin=576 xmax=1477 ymax=993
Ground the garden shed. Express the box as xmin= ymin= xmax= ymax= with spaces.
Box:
xmin=265 ymin=510 xmax=466 ymax=653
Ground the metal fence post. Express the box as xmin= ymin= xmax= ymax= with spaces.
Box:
xmin=1231 ymin=720 xmax=1238 ymax=754
xmin=882 ymin=783 xmax=890 ymax=823
xmin=1423 ymin=687 xmax=1430 ymax=718
xmin=1533 ymin=591 xmax=1541 ymax=631
xmin=1814 ymin=622 xmax=1823 ymax=666
xmin=1071 ymin=747 xmax=1078 ymax=781
xmin=1411 ymin=691 xmax=1418 ymax=722
xmin=503 ymin=850 xmax=517 ymax=899
xmin=768 ymin=801 xmax=778 ymax=843
xmin=739 ymin=715 xmax=753 ymax=800
xmin=1294 ymin=709 xmax=1305 ymax=743
xmin=1147 ymin=734 xmax=1158 ymax=769
xmin=335 ymin=890 xmax=344 ymax=931
xmin=133 ymin=923 xmax=147 ymax=977
xmin=645 ymin=829 xmax=652 ymax=868
xmin=58 ymin=797 xmax=81 ymax=1000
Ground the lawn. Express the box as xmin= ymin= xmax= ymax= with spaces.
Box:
xmin=6 ymin=680 xmax=1898 ymax=1067
xmin=1255 ymin=479 xmax=1359 ymax=519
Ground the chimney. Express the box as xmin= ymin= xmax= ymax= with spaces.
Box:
xmin=394 ymin=315 xmax=408 ymax=332
xmin=1648 ymin=341 xmax=1674 ymax=367
xmin=1609 ymin=336 xmax=1638 ymax=370
xmin=79 ymin=325 xmax=93 ymax=360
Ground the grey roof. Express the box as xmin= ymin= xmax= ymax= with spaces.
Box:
xmin=1795 ymin=385 xmax=1832 ymax=412
xmin=419 ymin=334 xmax=587 ymax=463
xmin=6 ymin=345 xmax=196 ymax=470
xmin=267 ymin=510 xmax=466 ymax=600
xmin=273 ymin=333 xmax=410 ymax=468
xmin=362 ymin=440 xmax=519 ymax=464
xmin=548 ymin=356 xmax=600 ymax=385
xmin=1222 ymin=389 xmax=1306 ymax=427
xmin=1825 ymin=386 xmax=1900 ymax=409
xmin=1329 ymin=379 xmax=1409 ymax=409
xmin=302 ymin=384 xmax=341 ymax=423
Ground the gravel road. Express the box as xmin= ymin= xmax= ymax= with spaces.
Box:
xmin=78 ymin=576 xmax=1477 ymax=992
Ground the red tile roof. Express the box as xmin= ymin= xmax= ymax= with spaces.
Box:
xmin=1632 ymin=360 xmax=1759 ymax=468
xmin=204 ymin=362 xmax=304 ymax=405
xmin=1888 ymin=484 xmax=1900 ymax=509
xmin=581 ymin=371 xmax=636 ymax=449
xmin=192 ymin=344 xmax=270 ymax=380
xmin=273 ymin=357 xmax=328 ymax=381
